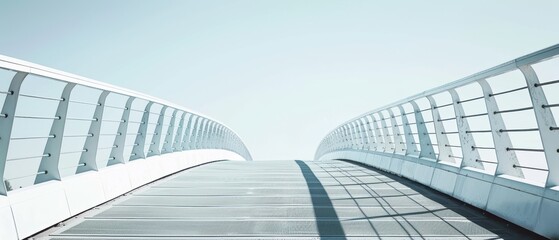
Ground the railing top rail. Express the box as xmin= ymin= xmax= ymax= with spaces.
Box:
xmin=0 ymin=54 xmax=248 ymax=142
xmin=327 ymin=43 xmax=559 ymax=134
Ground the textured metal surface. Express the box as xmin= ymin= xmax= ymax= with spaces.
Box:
xmin=44 ymin=160 xmax=542 ymax=239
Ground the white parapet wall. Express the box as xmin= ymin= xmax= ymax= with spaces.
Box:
xmin=0 ymin=149 xmax=246 ymax=240
xmin=319 ymin=150 xmax=559 ymax=239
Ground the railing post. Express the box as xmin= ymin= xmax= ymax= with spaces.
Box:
xmin=478 ymin=79 xmax=523 ymax=177
xmin=108 ymin=96 xmax=135 ymax=166
xmin=398 ymin=105 xmax=417 ymax=155
xmin=377 ymin=112 xmax=394 ymax=153
xmin=192 ymin=117 xmax=204 ymax=149
xmin=364 ymin=116 xmax=377 ymax=151
xmin=387 ymin=108 xmax=405 ymax=154
xmin=0 ymin=72 xmax=26 ymax=194
xmin=350 ymin=122 xmax=359 ymax=149
xmin=357 ymin=118 xmax=369 ymax=150
xmin=172 ymin=112 xmax=186 ymax=152
xmin=162 ymin=109 xmax=177 ymax=154
xmin=147 ymin=106 xmax=167 ymax=157
xmin=76 ymin=91 xmax=110 ymax=174
xmin=449 ymin=89 xmax=484 ymax=169
xmin=181 ymin=114 xmax=194 ymax=150
xmin=35 ymin=83 xmax=75 ymax=184
xmin=370 ymin=114 xmax=385 ymax=152
xmin=519 ymin=65 xmax=559 ymax=186
xmin=410 ymin=101 xmax=436 ymax=160
xmin=130 ymin=102 xmax=153 ymax=161
xmin=426 ymin=96 xmax=454 ymax=163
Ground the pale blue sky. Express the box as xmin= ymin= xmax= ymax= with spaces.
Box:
xmin=1 ymin=1 xmax=558 ymax=160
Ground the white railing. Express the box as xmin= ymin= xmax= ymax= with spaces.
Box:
xmin=0 ymin=55 xmax=252 ymax=239
xmin=315 ymin=44 xmax=559 ymax=239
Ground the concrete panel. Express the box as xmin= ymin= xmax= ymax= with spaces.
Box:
xmin=127 ymin=157 xmax=162 ymax=188
xmin=9 ymin=181 xmax=70 ymax=239
xmin=388 ymin=156 xmax=403 ymax=175
xmin=430 ymin=168 xmax=457 ymax=196
xmin=486 ymin=183 xmax=542 ymax=231
xmin=62 ymin=171 xmax=105 ymax=215
xmin=452 ymin=175 xmax=491 ymax=209
xmin=534 ymin=197 xmax=559 ymax=239
xmin=378 ymin=154 xmax=392 ymax=171
xmin=413 ymin=163 xmax=434 ymax=186
xmin=100 ymin=163 xmax=132 ymax=200
xmin=400 ymin=160 xmax=417 ymax=180
xmin=0 ymin=196 xmax=18 ymax=240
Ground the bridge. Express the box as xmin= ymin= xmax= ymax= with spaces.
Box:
xmin=0 ymin=44 xmax=558 ymax=239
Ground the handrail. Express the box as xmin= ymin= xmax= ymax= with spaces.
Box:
xmin=316 ymin=43 xmax=559 ymax=188
xmin=0 ymin=55 xmax=252 ymax=195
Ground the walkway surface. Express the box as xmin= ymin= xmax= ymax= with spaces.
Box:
xmin=44 ymin=160 xmax=540 ymax=239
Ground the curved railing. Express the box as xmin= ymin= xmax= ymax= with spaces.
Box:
xmin=0 ymin=55 xmax=252 ymax=239
xmin=315 ymin=44 xmax=559 ymax=239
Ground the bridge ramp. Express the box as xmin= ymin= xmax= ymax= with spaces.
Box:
xmin=43 ymin=160 xmax=541 ymax=239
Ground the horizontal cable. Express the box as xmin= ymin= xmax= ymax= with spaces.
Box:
xmin=472 ymin=146 xmax=495 ymax=150
xmin=102 ymin=119 xmax=125 ymax=123
xmin=67 ymin=117 xmax=98 ymax=121
xmin=60 ymin=149 xmax=87 ymax=154
xmin=64 ymin=133 xmax=94 ymax=138
xmin=7 ymin=153 xmax=50 ymax=161
xmin=0 ymin=90 xmax=12 ymax=95
xmin=441 ymin=131 xmax=459 ymax=134
xmin=457 ymin=96 xmax=484 ymax=104
xmin=5 ymin=171 xmax=48 ymax=181
xmin=448 ymin=155 xmax=463 ymax=159
xmin=434 ymin=102 xmax=453 ymax=109
xmin=69 ymin=100 xmax=100 ymax=106
xmin=476 ymin=159 xmax=497 ymax=164
xmin=129 ymin=108 xmax=147 ymax=113
xmin=11 ymin=134 xmax=55 ymax=140
xmin=104 ymin=104 xmax=127 ymax=110
xmin=542 ymin=103 xmax=559 ymax=108
xmin=19 ymin=93 xmax=63 ymax=101
xmin=489 ymin=86 xmax=527 ymax=97
xmin=14 ymin=115 xmax=60 ymax=120
xmin=98 ymin=145 xmax=118 ymax=150
xmin=418 ymin=108 xmax=432 ymax=112
xmin=466 ymin=130 xmax=492 ymax=133
xmin=506 ymin=147 xmax=544 ymax=152
xmin=438 ymin=117 xmax=457 ymax=122
xmin=535 ymin=79 xmax=559 ymax=87
xmin=127 ymin=121 xmax=145 ymax=124
xmin=99 ymin=132 xmax=122 ymax=136
xmin=461 ymin=113 xmax=488 ymax=119
xmin=406 ymin=122 xmax=417 ymax=125
xmin=494 ymin=106 xmax=533 ymax=114
xmin=513 ymin=164 xmax=548 ymax=171
xmin=444 ymin=144 xmax=461 ymax=148
xmin=499 ymin=128 xmax=539 ymax=133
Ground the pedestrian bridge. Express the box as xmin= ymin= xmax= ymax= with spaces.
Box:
xmin=1 ymin=44 xmax=558 ymax=239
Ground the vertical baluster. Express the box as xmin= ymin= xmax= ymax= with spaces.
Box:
xmin=108 ymin=97 xmax=134 ymax=166
xmin=34 ymin=83 xmax=74 ymax=184
xmin=76 ymin=91 xmax=110 ymax=173
xmin=519 ymin=65 xmax=559 ymax=186
xmin=449 ymin=89 xmax=483 ymax=169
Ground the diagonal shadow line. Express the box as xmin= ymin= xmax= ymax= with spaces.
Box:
xmin=295 ymin=160 xmax=347 ymax=239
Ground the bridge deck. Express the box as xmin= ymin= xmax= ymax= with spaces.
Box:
xmin=45 ymin=160 xmax=538 ymax=239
